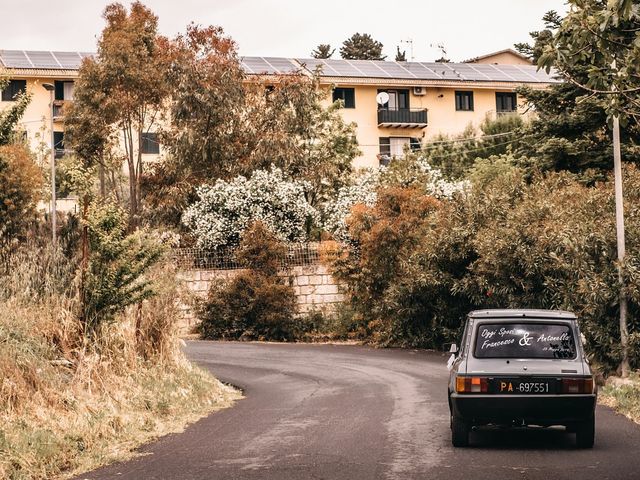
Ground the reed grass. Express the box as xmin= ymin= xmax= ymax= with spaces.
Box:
xmin=0 ymin=245 xmax=240 ymax=480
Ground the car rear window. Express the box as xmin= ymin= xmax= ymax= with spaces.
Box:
xmin=474 ymin=322 xmax=576 ymax=359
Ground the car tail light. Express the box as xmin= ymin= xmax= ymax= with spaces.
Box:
xmin=561 ymin=377 xmax=594 ymax=394
xmin=456 ymin=376 xmax=489 ymax=393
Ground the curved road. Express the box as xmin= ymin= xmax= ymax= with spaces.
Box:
xmin=79 ymin=342 xmax=640 ymax=480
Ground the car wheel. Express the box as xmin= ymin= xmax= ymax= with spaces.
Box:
xmin=451 ymin=415 xmax=469 ymax=447
xmin=575 ymin=415 xmax=595 ymax=449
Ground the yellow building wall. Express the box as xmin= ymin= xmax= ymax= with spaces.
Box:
xmin=332 ymin=84 xmax=524 ymax=169
xmin=470 ymin=51 xmax=532 ymax=65
xmin=1 ymin=77 xmax=63 ymax=159
xmin=4 ymin=74 xmax=527 ymax=173
xmin=1 ymin=76 xmax=162 ymax=166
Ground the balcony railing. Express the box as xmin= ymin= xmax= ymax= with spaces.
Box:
xmin=52 ymin=100 xmax=66 ymax=120
xmin=377 ymin=108 xmax=428 ymax=128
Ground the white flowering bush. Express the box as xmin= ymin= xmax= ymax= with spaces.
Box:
xmin=413 ymin=156 xmax=469 ymax=199
xmin=323 ymin=158 xmax=468 ymax=241
xmin=323 ymin=168 xmax=381 ymax=242
xmin=183 ymin=167 xmax=318 ymax=249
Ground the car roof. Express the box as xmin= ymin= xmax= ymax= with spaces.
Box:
xmin=468 ymin=309 xmax=577 ymax=320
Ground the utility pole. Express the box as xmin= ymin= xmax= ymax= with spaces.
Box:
xmin=612 ymin=115 xmax=630 ymax=376
xmin=43 ymin=83 xmax=56 ymax=247
xmin=610 ymin=58 xmax=629 ymax=377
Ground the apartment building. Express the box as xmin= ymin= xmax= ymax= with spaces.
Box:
xmin=0 ymin=49 xmax=558 ymax=170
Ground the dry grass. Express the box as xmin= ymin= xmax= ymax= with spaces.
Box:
xmin=599 ymin=374 xmax=640 ymax=425
xmin=0 ymin=247 xmax=240 ymax=480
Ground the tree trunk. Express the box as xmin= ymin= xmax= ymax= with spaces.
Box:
xmin=99 ymin=158 xmax=106 ymax=197
xmin=136 ymin=125 xmax=143 ymax=227
xmin=124 ymin=124 xmax=137 ymax=231
xmin=79 ymin=197 xmax=90 ymax=328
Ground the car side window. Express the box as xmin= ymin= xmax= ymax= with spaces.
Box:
xmin=459 ymin=320 xmax=470 ymax=355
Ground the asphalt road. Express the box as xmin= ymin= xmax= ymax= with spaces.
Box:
xmin=78 ymin=342 xmax=640 ymax=480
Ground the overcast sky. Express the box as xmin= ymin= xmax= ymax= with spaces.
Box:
xmin=2 ymin=0 xmax=568 ymax=61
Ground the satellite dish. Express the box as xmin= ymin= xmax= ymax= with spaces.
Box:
xmin=376 ymin=92 xmax=390 ymax=105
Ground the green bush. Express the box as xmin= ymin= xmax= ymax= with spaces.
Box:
xmin=329 ymin=186 xmax=443 ymax=346
xmin=82 ymin=200 xmax=165 ymax=329
xmin=198 ymin=222 xmax=298 ymax=340
xmin=0 ymin=144 xmax=43 ymax=245
xmin=328 ymin=164 xmax=640 ymax=373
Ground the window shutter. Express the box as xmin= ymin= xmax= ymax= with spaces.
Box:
xmin=344 ymin=88 xmax=355 ymax=108
xmin=54 ymin=81 xmax=64 ymax=101
xmin=399 ymin=90 xmax=410 ymax=109
xmin=2 ymin=80 xmax=26 ymax=101
xmin=53 ymin=131 xmax=65 ymax=159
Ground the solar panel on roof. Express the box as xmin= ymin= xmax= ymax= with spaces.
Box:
xmin=351 ymin=61 xmax=390 ymax=78
xmin=317 ymin=61 xmax=340 ymax=76
xmin=504 ymin=66 xmax=538 ymax=82
xmin=361 ymin=61 xmax=414 ymax=79
xmin=429 ymin=63 xmax=464 ymax=80
xmin=447 ymin=63 xmax=491 ymax=81
xmin=470 ymin=64 xmax=516 ymax=81
xmin=52 ymin=51 xmax=83 ymax=69
xmin=241 ymin=57 xmax=275 ymax=74
xmin=408 ymin=63 xmax=443 ymax=80
xmin=0 ymin=50 xmax=33 ymax=68
xmin=262 ymin=57 xmax=300 ymax=74
xmin=26 ymin=51 xmax=60 ymax=68
xmin=320 ymin=59 xmax=364 ymax=77
xmin=312 ymin=60 xmax=334 ymax=75
xmin=385 ymin=62 xmax=418 ymax=79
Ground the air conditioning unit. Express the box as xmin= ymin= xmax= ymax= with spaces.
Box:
xmin=413 ymin=86 xmax=426 ymax=96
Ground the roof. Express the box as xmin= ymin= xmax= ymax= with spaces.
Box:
xmin=468 ymin=309 xmax=577 ymax=320
xmin=464 ymin=48 xmax=533 ymax=64
xmin=242 ymin=57 xmax=556 ymax=84
xmin=0 ymin=50 xmax=92 ymax=69
xmin=0 ymin=50 xmax=558 ymax=84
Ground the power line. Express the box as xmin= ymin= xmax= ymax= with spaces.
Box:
xmin=357 ymin=129 xmax=526 ymax=148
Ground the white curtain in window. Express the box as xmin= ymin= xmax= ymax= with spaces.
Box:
xmin=390 ymin=137 xmax=409 ymax=157
xmin=63 ymin=82 xmax=74 ymax=101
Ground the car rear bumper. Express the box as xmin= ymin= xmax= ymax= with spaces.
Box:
xmin=450 ymin=393 xmax=596 ymax=426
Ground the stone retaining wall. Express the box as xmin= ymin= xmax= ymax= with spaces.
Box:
xmin=176 ymin=264 xmax=344 ymax=333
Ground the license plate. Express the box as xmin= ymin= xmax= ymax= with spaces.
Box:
xmin=491 ymin=379 xmax=556 ymax=394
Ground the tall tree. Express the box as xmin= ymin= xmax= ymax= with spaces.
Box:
xmin=514 ymin=9 xmax=640 ymax=176
xmin=242 ymin=74 xmax=359 ymax=207
xmin=536 ymin=0 xmax=640 ymax=376
xmin=340 ymin=33 xmax=386 ymax=60
xmin=69 ymin=2 xmax=169 ymax=230
xmin=142 ymin=24 xmax=246 ymax=226
xmin=395 ymin=47 xmax=407 ymax=62
xmin=311 ymin=44 xmax=334 ymax=59
xmin=146 ymin=58 xmax=359 ymax=226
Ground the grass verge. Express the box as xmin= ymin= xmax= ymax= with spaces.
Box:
xmin=0 ymin=250 xmax=241 ymax=480
xmin=599 ymin=374 xmax=640 ymax=425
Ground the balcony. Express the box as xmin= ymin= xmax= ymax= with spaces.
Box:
xmin=377 ymin=108 xmax=428 ymax=128
xmin=52 ymin=100 xmax=66 ymax=121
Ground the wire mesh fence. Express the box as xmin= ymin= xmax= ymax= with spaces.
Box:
xmin=172 ymin=243 xmax=323 ymax=271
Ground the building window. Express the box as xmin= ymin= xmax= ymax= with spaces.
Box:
xmin=53 ymin=131 xmax=65 ymax=159
xmin=378 ymin=137 xmax=421 ymax=165
xmin=379 ymin=137 xmax=391 ymax=159
xmin=54 ymin=80 xmax=75 ymax=101
xmin=333 ymin=88 xmax=355 ymax=108
xmin=1 ymin=80 xmax=27 ymax=101
xmin=455 ymin=91 xmax=474 ymax=111
xmin=141 ymin=133 xmax=160 ymax=154
xmin=378 ymin=89 xmax=410 ymax=110
xmin=496 ymin=92 xmax=517 ymax=113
